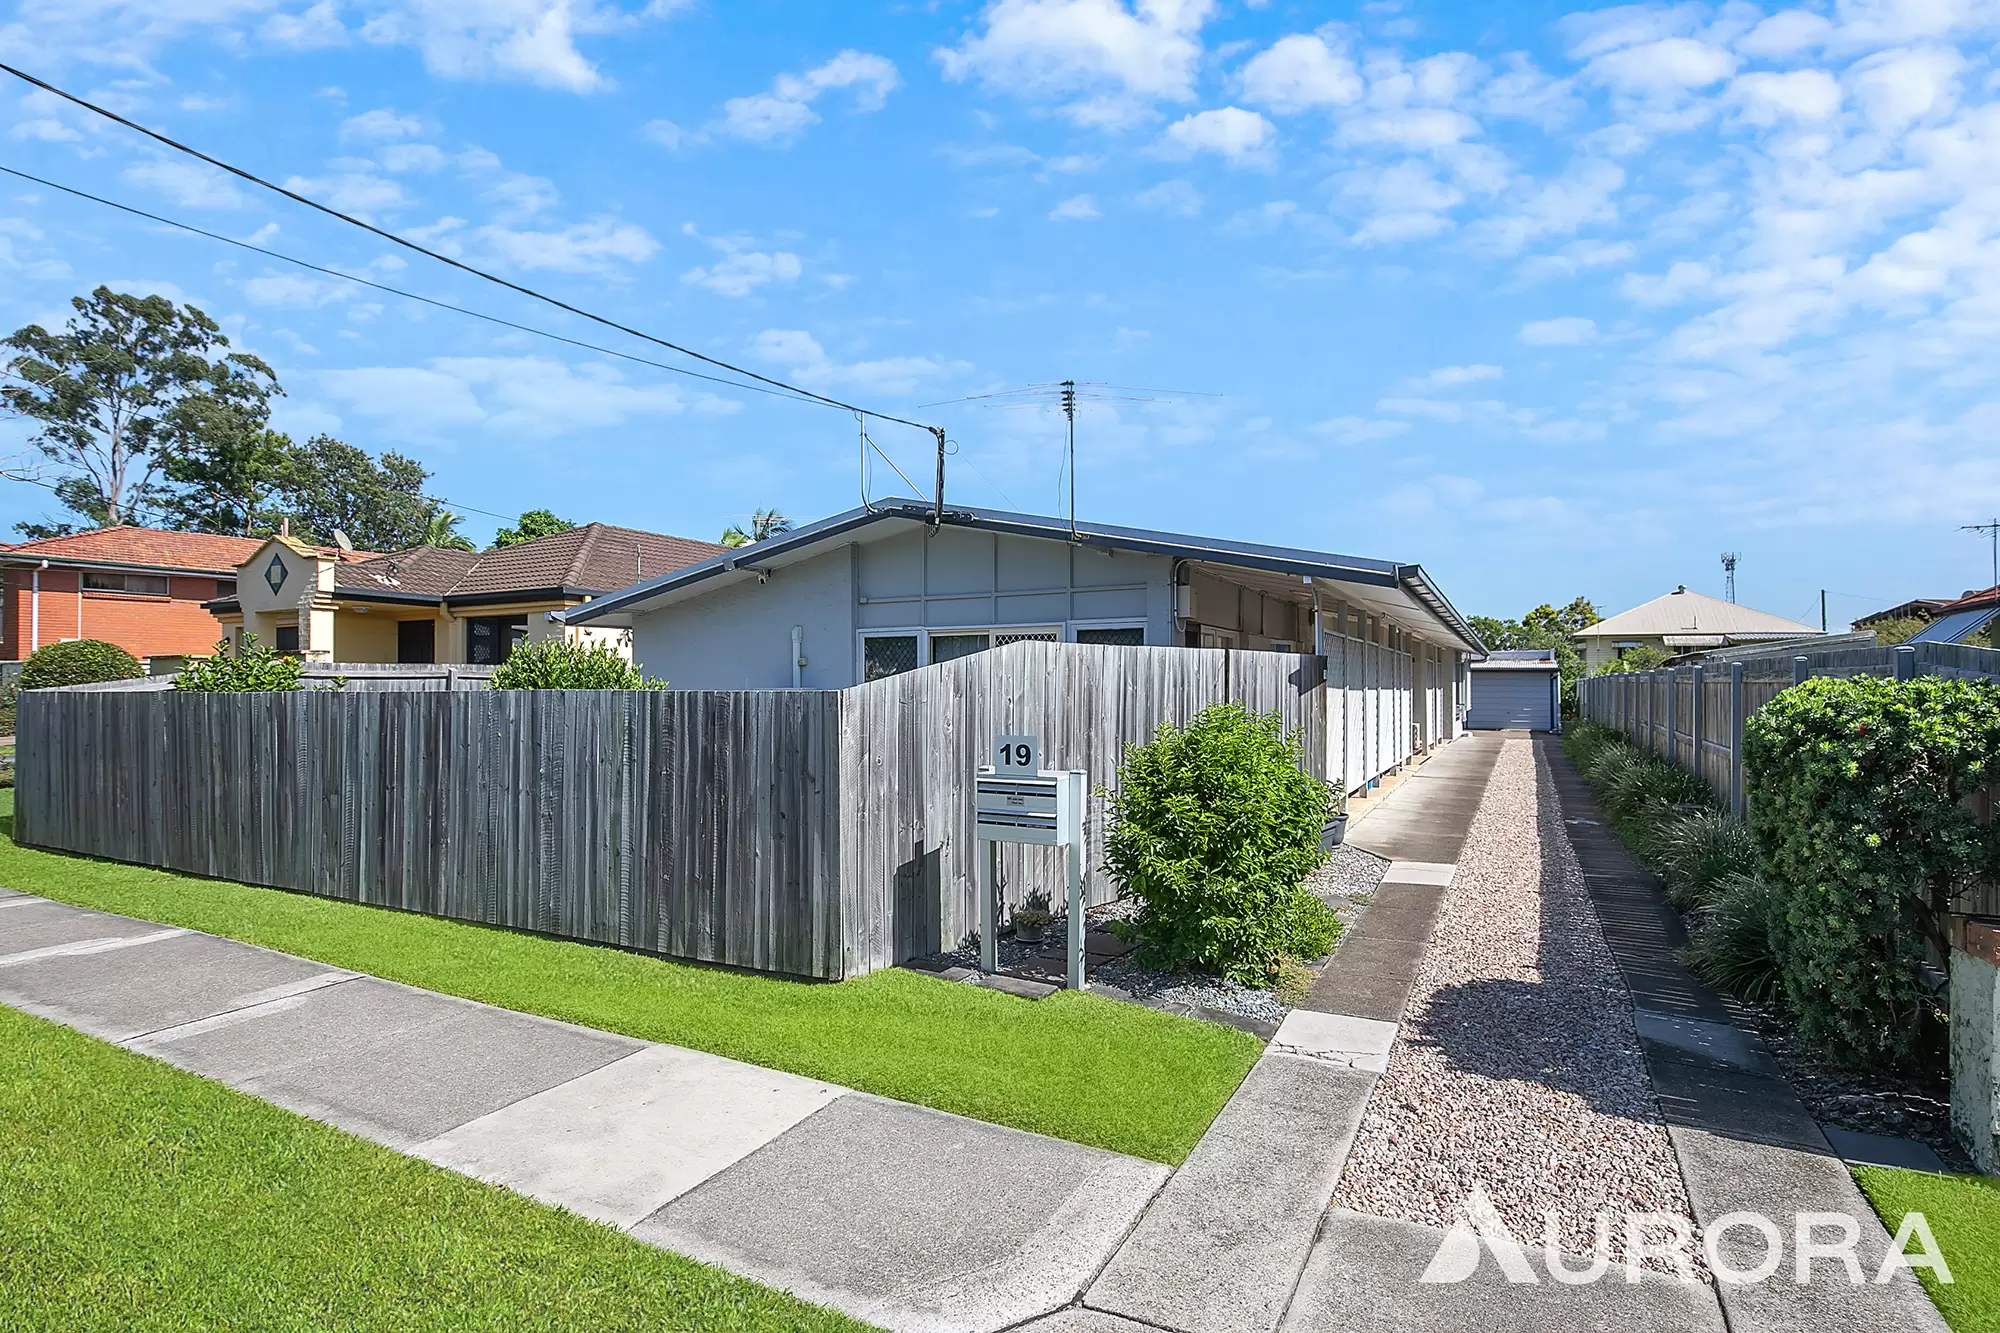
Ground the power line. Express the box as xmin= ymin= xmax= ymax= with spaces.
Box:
xmin=0 ymin=61 xmax=942 ymax=438
xmin=0 ymin=166 xmax=833 ymax=411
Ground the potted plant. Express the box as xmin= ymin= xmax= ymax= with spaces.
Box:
xmin=1012 ymin=889 xmax=1052 ymax=944
xmin=1320 ymin=786 xmax=1349 ymax=851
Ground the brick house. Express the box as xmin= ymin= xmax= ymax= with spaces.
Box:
xmin=0 ymin=527 xmax=270 ymax=663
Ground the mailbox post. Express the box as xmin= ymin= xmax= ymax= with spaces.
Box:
xmin=976 ymin=734 xmax=1089 ymax=990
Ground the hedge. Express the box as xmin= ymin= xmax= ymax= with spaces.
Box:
xmin=19 ymin=639 xmax=141 ymax=689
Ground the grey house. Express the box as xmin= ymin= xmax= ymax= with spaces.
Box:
xmin=562 ymin=499 xmax=1482 ymax=742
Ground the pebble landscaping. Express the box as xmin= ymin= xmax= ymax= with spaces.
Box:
xmin=1331 ymin=738 xmax=1702 ymax=1274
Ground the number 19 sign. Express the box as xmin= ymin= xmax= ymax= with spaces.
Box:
xmin=994 ymin=734 xmax=1038 ymax=774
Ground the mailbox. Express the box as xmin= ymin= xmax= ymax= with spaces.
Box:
xmin=974 ymin=748 xmax=1088 ymax=990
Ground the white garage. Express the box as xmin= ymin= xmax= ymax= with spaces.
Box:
xmin=1469 ymin=650 xmax=1561 ymax=731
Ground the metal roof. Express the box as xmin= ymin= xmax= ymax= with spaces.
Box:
xmin=562 ymin=498 xmax=1486 ymax=653
xmin=1908 ymin=606 xmax=2000 ymax=645
xmin=1575 ymin=586 xmax=1820 ymax=640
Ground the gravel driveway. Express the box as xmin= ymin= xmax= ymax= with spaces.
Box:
xmin=1331 ymin=737 xmax=1700 ymax=1274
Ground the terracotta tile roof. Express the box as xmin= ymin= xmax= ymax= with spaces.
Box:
xmin=329 ymin=523 xmax=727 ymax=603
xmin=1942 ymin=585 xmax=2000 ymax=613
xmin=0 ymin=525 xmax=267 ymax=574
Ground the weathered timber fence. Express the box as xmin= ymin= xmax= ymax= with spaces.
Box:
xmin=839 ymin=640 xmax=1330 ymax=965
xmin=18 ymin=641 xmax=1433 ymax=978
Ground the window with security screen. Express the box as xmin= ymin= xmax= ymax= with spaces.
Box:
xmin=929 ymin=633 xmax=990 ymax=663
xmin=863 ymin=634 xmax=919 ymax=679
xmin=1076 ymin=626 xmax=1144 ymax=646
xmin=993 ymin=629 xmax=1059 ymax=647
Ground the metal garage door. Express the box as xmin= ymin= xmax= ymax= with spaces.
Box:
xmin=1469 ymin=670 xmax=1555 ymax=730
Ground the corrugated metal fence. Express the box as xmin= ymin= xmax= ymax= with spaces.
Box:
xmin=17 ymin=641 xmax=1434 ymax=979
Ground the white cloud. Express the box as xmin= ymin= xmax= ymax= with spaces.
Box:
xmin=1470 ymin=158 xmax=1624 ymax=253
xmin=1519 ymin=316 xmax=1597 ymax=344
xmin=355 ymin=0 xmax=687 ymax=95
xmin=720 ymin=50 xmax=900 ymax=144
xmin=753 ymin=328 xmax=968 ymax=395
xmin=1735 ymin=9 xmax=1830 ymax=59
xmin=241 ymin=272 xmax=353 ymax=307
xmin=1240 ymin=33 xmax=1361 ymax=113
xmin=1729 ymin=69 xmax=1842 ymax=126
xmin=1337 ymin=107 xmax=1481 ymax=150
xmin=1135 ymin=178 xmax=1202 ymax=216
xmin=1415 ymin=363 xmax=1503 ymax=388
xmin=1848 ymin=46 xmax=1963 ymax=134
xmin=1160 ymin=106 xmax=1275 ymax=165
xmin=936 ymin=0 xmax=1216 ymax=124
xmin=679 ymin=227 xmax=802 ymax=296
xmin=1049 ymin=193 xmax=1102 ymax=220
xmin=341 ymin=108 xmax=425 ymax=142
xmin=10 ymin=119 xmax=80 ymax=143
xmin=642 ymin=118 xmax=684 ymax=149
xmin=475 ymin=218 xmax=659 ymax=272
xmin=1621 ymin=260 xmax=1715 ymax=305
xmin=262 ymin=0 xmax=347 ymax=48
xmin=1585 ymin=38 xmax=1736 ymax=98
xmin=284 ymin=171 xmax=409 ymax=217
xmin=122 ymin=161 xmax=245 ymax=210
xmin=380 ymin=142 xmax=449 ymax=172
xmin=1313 ymin=414 xmax=1410 ymax=445
xmin=320 ymin=355 xmax=704 ymax=439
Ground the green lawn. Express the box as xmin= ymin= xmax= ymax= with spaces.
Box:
xmin=1854 ymin=1165 xmax=2000 ymax=1332
xmin=0 ymin=1004 xmax=872 ymax=1333
xmin=0 ymin=792 xmax=1257 ymax=1165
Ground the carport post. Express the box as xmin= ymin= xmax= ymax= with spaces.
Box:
xmin=1728 ymin=661 xmax=1746 ymax=819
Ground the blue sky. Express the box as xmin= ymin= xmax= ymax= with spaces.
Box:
xmin=3 ymin=0 xmax=1999 ymax=628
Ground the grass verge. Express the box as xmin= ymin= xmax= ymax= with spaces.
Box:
xmin=0 ymin=792 xmax=1257 ymax=1165
xmin=0 ymin=1004 xmax=872 ymax=1333
xmin=1853 ymin=1166 xmax=2000 ymax=1331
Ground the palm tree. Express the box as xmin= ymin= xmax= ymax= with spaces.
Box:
xmin=720 ymin=507 xmax=792 ymax=547
xmin=422 ymin=508 xmax=475 ymax=551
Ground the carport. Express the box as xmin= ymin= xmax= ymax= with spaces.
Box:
xmin=1468 ymin=649 xmax=1560 ymax=731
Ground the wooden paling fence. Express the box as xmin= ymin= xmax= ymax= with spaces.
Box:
xmin=17 ymin=641 xmax=1438 ymax=979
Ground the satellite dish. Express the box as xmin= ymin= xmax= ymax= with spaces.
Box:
xmin=332 ymin=530 xmax=354 ymax=552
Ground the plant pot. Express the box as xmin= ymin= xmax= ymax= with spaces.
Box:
xmin=1320 ymin=814 xmax=1348 ymax=851
xmin=1013 ymin=919 xmax=1045 ymax=945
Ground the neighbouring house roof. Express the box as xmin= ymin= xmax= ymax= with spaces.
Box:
xmin=560 ymin=497 xmax=1488 ymax=655
xmin=0 ymin=525 xmax=268 ymax=575
xmin=1938 ymin=584 xmax=2000 ymax=614
xmin=1907 ymin=606 xmax=2000 ymax=645
xmin=1574 ymin=586 xmax=1821 ymax=642
xmin=1473 ymin=648 xmax=1558 ymax=671
xmin=1854 ymin=597 xmax=1955 ymax=627
xmin=326 ymin=524 xmax=730 ymax=607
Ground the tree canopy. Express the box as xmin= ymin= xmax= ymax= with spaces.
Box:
xmin=2 ymin=287 xmax=279 ymax=536
xmin=721 ymin=507 xmax=792 ymax=547
xmin=1470 ymin=596 xmax=1601 ymax=713
xmin=269 ymin=434 xmax=440 ymax=552
xmin=492 ymin=508 xmax=575 ymax=548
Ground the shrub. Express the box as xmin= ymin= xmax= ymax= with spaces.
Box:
xmin=1744 ymin=675 xmax=2000 ymax=1068
xmin=172 ymin=634 xmax=325 ymax=693
xmin=489 ymin=637 xmax=666 ymax=690
xmin=19 ymin=639 xmax=141 ymax=689
xmin=1103 ymin=703 xmax=1339 ymax=984
xmin=1685 ymin=872 xmax=1786 ymax=1004
xmin=1651 ymin=809 xmax=1760 ymax=909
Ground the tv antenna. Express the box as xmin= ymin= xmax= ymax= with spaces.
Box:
xmin=1963 ymin=519 xmax=2000 ymax=594
xmin=1720 ymin=551 xmax=1739 ymax=603
xmin=920 ymin=380 xmax=1214 ymax=537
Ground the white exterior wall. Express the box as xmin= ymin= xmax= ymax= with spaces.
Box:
xmin=629 ymin=543 xmax=857 ymax=690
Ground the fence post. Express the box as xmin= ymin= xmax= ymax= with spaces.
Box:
xmin=1691 ymin=664 xmax=1706 ymax=789
xmin=1665 ymin=666 xmax=1677 ymax=768
xmin=1729 ymin=661 xmax=1746 ymax=820
xmin=1895 ymin=645 xmax=1917 ymax=682
xmin=1793 ymin=655 xmax=1809 ymax=687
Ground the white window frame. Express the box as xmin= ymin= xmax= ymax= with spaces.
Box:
xmin=855 ymin=622 xmax=1067 ymax=680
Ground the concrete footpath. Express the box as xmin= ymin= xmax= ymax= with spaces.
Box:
xmin=0 ymin=889 xmax=1165 ymax=1333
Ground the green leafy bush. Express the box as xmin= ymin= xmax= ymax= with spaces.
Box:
xmin=19 ymin=639 xmax=141 ymax=689
xmin=489 ymin=637 xmax=666 ymax=690
xmin=172 ymin=634 xmax=329 ymax=693
xmin=1685 ymin=872 xmax=1786 ymax=1004
xmin=1103 ymin=703 xmax=1339 ymax=984
xmin=1744 ymin=675 xmax=2000 ymax=1068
